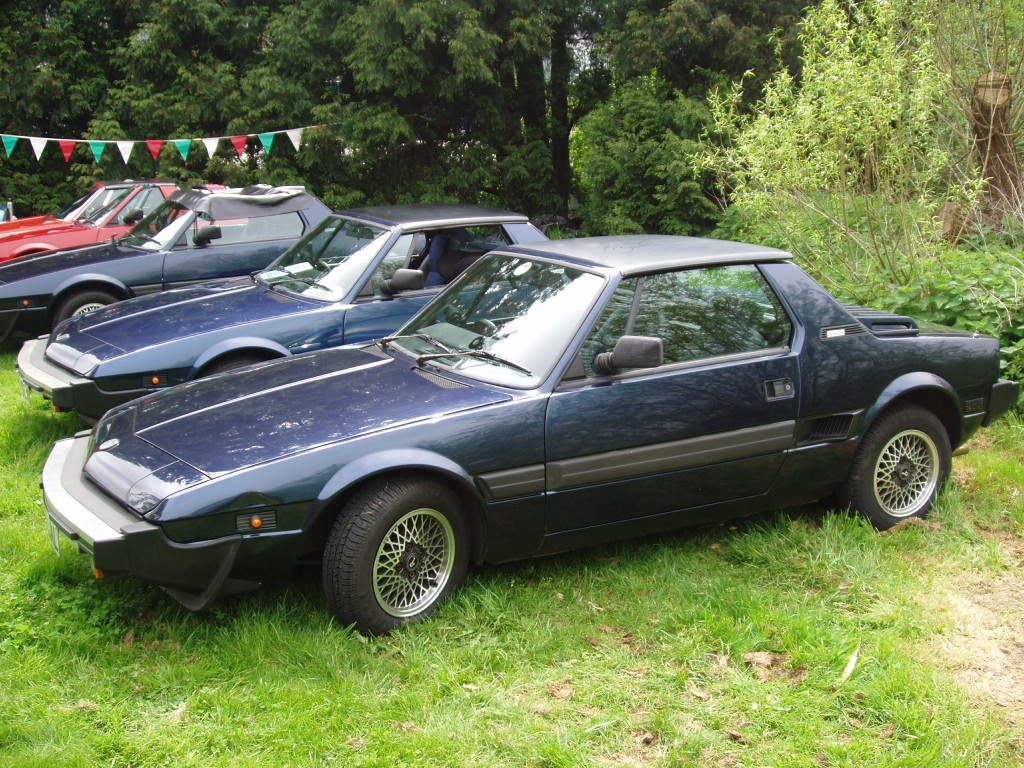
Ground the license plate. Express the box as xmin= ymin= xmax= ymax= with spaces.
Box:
xmin=47 ymin=517 xmax=62 ymax=555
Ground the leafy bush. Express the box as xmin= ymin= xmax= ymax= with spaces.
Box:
xmin=571 ymin=73 xmax=719 ymax=235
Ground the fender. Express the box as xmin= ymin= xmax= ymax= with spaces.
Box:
xmin=191 ymin=336 xmax=291 ymax=376
xmin=862 ymin=371 xmax=959 ymax=432
xmin=51 ymin=273 xmax=131 ymax=307
xmin=314 ymin=448 xmax=488 ymax=557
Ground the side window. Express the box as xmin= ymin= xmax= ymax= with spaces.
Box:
xmin=190 ymin=211 xmax=304 ymax=247
xmin=365 ymin=234 xmax=416 ymax=296
xmin=573 ymin=265 xmax=791 ymax=377
xmin=632 ymin=265 xmax=791 ymax=365
xmin=117 ymin=188 xmax=161 ymax=224
xmin=578 ymin=279 xmax=639 ymax=378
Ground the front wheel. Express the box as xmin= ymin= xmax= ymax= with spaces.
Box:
xmin=53 ymin=289 xmax=118 ymax=325
xmin=839 ymin=405 xmax=951 ymax=529
xmin=322 ymin=477 xmax=469 ymax=634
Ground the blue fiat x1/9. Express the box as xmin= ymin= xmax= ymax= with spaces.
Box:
xmin=40 ymin=236 xmax=1018 ymax=633
xmin=17 ymin=204 xmax=546 ymax=421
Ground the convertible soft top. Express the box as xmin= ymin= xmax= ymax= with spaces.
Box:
xmin=170 ymin=185 xmax=313 ymax=219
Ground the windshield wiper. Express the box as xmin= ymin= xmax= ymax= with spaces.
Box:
xmin=380 ymin=333 xmax=456 ymax=354
xmin=416 ymin=348 xmax=532 ymax=377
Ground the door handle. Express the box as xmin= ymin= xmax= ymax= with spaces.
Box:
xmin=764 ymin=378 xmax=794 ymax=401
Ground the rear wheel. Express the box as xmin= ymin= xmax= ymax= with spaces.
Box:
xmin=322 ymin=476 xmax=469 ymax=634
xmin=53 ymin=289 xmax=118 ymax=325
xmin=839 ymin=405 xmax=951 ymax=529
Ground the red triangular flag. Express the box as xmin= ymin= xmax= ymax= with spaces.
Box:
xmin=146 ymin=139 xmax=165 ymax=161
xmin=59 ymin=139 xmax=76 ymax=163
xmin=230 ymin=135 xmax=249 ymax=157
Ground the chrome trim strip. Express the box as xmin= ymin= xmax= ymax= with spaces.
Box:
xmin=547 ymin=420 xmax=796 ymax=490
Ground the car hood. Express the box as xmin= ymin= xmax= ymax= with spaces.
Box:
xmin=57 ymin=278 xmax=321 ymax=353
xmin=0 ymin=239 xmax=126 ymax=281
xmin=116 ymin=346 xmax=509 ymax=476
xmin=0 ymin=215 xmax=80 ymax=243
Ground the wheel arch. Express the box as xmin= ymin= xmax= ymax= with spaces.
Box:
xmin=12 ymin=244 xmax=54 ymax=260
xmin=863 ymin=372 xmax=962 ymax=448
xmin=309 ymin=450 xmax=488 ymax=565
xmin=191 ymin=337 xmax=290 ymax=378
xmin=49 ymin=274 xmax=131 ymax=319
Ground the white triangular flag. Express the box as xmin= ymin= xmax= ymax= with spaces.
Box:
xmin=202 ymin=137 xmax=220 ymax=158
xmin=116 ymin=141 xmax=134 ymax=163
xmin=286 ymin=128 xmax=303 ymax=151
xmin=30 ymin=136 xmax=48 ymax=160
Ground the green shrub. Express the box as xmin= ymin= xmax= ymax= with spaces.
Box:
xmin=571 ymin=73 xmax=719 ymax=235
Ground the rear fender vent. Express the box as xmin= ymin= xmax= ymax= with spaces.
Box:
xmin=803 ymin=413 xmax=855 ymax=442
xmin=413 ymin=369 xmax=469 ymax=389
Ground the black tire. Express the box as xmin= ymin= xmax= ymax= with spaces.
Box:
xmin=839 ymin=405 xmax=952 ymax=530
xmin=201 ymin=354 xmax=273 ymax=376
xmin=322 ymin=476 xmax=469 ymax=635
xmin=53 ymin=289 xmax=119 ymax=325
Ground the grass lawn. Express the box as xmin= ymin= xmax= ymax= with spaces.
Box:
xmin=1 ymin=349 xmax=1022 ymax=767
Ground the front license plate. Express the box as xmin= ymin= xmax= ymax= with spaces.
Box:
xmin=47 ymin=517 xmax=61 ymax=555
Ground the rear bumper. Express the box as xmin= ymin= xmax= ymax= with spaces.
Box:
xmin=42 ymin=435 xmax=254 ymax=608
xmin=984 ymin=379 xmax=1019 ymax=426
xmin=17 ymin=337 xmax=142 ymax=421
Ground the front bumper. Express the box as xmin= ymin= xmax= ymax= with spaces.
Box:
xmin=42 ymin=435 xmax=254 ymax=609
xmin=0 ymin=306 xmax=48 ymax=343
xmin=17 ymin=337 xmax=142 ymax=421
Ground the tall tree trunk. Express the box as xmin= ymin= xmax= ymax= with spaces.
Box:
xmin=971 ymin=71 xmax=1023 ymax=216
xmin=549 ymin=20 xmax=571 ymax=216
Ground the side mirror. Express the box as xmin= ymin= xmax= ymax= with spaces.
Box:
xmin=594 ymin=335 xmax=663 ymax=375
xmin=122 ymin=208 xmax=144 ymax=225
xmin=194 ymin=225 xmax=222 ymax=246
xmin=381 ymin=268 xmax=425 ymax=295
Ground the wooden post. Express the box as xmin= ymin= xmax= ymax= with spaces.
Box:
xmin=971 ymin=71 xmax=1023 ymax=217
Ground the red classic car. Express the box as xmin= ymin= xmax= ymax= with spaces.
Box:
xmin=0 ymin=180 xmax=179 ymax=263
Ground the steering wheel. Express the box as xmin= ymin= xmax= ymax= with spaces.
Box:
xmin=468 ymin=318 xmax=497 ymax=336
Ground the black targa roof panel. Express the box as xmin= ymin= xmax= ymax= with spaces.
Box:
xmin=169 ymin=185 xmax=312 ymax=219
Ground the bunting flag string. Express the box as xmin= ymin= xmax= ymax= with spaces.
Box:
xmin=0 ymin=124 xmax=317 ymax=163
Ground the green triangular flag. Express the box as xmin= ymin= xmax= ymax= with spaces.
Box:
xmin=173 ymin=139 xmax=192 ymax=161
xmin=2 ymin=135 xmax=18 ymax=157
xmin=88 ymin=141 xmax=106 ymax=162
xmin=257 ymin=132 xmax=275 ymax=155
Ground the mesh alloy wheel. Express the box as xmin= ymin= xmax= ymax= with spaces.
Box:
xmin=871 ymin=428 xmax=940 ymax=518
xmin=71 ymin=301 xmax=106 ymax=318
xmin=372 ymin=507 xmax=456 ymax=618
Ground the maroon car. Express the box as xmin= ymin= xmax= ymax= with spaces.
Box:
xmin=0 ymin=180 xmax=179 ymax=263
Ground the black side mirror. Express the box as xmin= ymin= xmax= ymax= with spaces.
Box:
xmin=194 ymin=225 xmax=222 ymax=246
xmin=122 ymin=208 xmax=144 ymax=225
xmin=594 ymin=335 xmax=663 ymax=375
xmin=381 ymin=268 xmax=425 ymax=296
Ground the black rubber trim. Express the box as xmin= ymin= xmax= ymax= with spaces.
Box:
xmin=983 ymin=379 xmax=1020 ymax=426
xmin=476 ymin=464 xmax=545 ymax=500
xmin=547 ymin=420 xmax=795 ymax=490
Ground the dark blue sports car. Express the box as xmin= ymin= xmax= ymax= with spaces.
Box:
xmin=0 ymin=185 xmax=331 ymax=341
xmin=40 ymin=236 xmax=1018 ymax=633
xmin=17 ymin=205 xmax=545 ymax=421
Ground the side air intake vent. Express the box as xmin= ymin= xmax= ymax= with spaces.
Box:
xmin=413 ymin=369 xmax=469 ymax=389
xmin=963 ymin=397 xmax=985 ymax=414
xmin=820 ymin=323 xmax=868 ymax=340
xmin=804 ymin=414 xmax=855 ymax=442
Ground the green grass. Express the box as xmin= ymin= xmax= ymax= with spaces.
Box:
xmin=1 ymin=349 xmax=1022 ymax=767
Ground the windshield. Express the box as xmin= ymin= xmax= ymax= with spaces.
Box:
xmin=122 ymin=200 xmax=192 ymax=250
xmin=59 ymin=189 xmax=101 ymax=221
xmin=258 ymin=216 xmax=390 ymax=301
xmin=80 ymin=187 xmax=134 ymax=225
xmin=392 ymin=254 xmax=606 ymax=388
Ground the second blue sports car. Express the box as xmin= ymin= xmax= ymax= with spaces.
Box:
xmin=17 ymin=205 xmax=546 ymax=420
